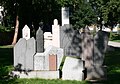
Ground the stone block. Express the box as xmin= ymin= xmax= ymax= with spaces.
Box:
xmin=36 ymin=71 xmax=59 ymax=79
xmin=62 ymin=7 xmax=69 ymax=26
xmin=60 ymin=25 xmax=81 ymax=57
xmin=11 ymin=71 xmax=59 ymax=79
xmin=62 ymin=57 xmax=84 ymax=81
xmin=34 ymin=46 xmax=63 ymax=71
xmin=36 ymin=27 xmax=44 ymax=53
xmin=44 ymin=32 xmax=52 ymax=49
xmin=80 ymin=27 xmax=94 ymax=67
xmin=52 ymin=19 xmax=60 ymax=48
xmin=14 ymin=38 xmax=26 ymax=70
xmin=25 ymin=37 xmax=36 ymax=70
xmin=34 ymin=53 xmax=45 ymax=70
xmin=44 ymin=46 xmax=64 ymax=70
xmin=14 ymin=37 xmax=36 ymax=70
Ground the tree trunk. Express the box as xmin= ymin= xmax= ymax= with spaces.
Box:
xmin=12 ymin=16 xmax=19 ymax=45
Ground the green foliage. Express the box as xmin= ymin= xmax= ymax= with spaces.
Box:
xmin=71 ymin=2 xmax=97 ymax=29
xmin=0 ymin=25 xmax=7 ymax=32
xmin=0 ymin=25 xmax=14 ymax=45
xmin=112 ymin=40 xmax=120 ymax=43
xmin=0 ymin=25 xmax=13 ymax=32
xmin=90 ymin=0 xmax=120 ymax=26
xmin=1 ymin=0 xmax=120 ymax=30
xmin=57 ymin=0 xmax=97 ymax=29
xmin=0 ymin=46 xmax=14 ymax=82
xmin=0 ymin=65 xmax=13 ymax=79
xmin=59 ymin=56 xmax=66 ymax=70
xmin=109 ymin=32 xmax=120 ymax=41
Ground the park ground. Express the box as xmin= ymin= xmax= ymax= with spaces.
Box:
xmin=0 ymin=41 xmax=120 ymax=84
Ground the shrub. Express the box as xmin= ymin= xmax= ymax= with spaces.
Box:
xmin=0 ymin=65 xmax=13 ymax=79
xmin=0 ymin=25 xmax=13 ymax=32
xmin=109 ymin=32 xmax=120 ymax=41
xmin=0 ymin=25 xmax=14 ymax=45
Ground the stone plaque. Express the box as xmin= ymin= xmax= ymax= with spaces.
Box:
xmin=49 ymin=54 xmax=57 ymax=71
xmin=43 ymin=45 xmax=64 ymax=70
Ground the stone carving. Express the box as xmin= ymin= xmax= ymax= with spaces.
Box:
xmin=22 ymin=25 xmax=30 ymax=40
xmin=62 ymin=7 xmax=70 ymax=26
xmin=60 ymin=24 xmax=81 ymax=57
xmin=34 ymin=45 xmax=63 ymax=71
xmin=52 ymin=19 xmax=60 ymax=48
xmin=14 ymin=37 xmax=36 ymax=70
xmin=36 ymin=27 xmax=44 ymax=53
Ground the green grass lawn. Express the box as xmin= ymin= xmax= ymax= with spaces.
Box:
xmin=112 ymin=40 xmax=120 ymax=43
xmin=0 ymin=46 xmax=89 ymax=84
xmin=0 ymin=45 xmax=120 ymax=84
xmin=104 ymin=47 xmax=120 ymax=84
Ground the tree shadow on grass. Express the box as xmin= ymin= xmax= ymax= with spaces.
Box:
xmin=104 ymin=47 xmax=120 ymax=84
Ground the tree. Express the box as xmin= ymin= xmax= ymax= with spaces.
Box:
xmin=57 ymin=0 xmax=120 ymax=29
xmin=56 ymin=0 xmax=97 ymax=29
xmin=71 ymin=0 xmax=97 ymax=29
xmin=90 ymin=0 xmax=120 ymax=29
xmin=11 ymin=0 xmax=20 ymax=45
xmin=1 ymin=0 xmax=120 ymax=45
xmin=0 ymin=0 xmax=61 ymax=44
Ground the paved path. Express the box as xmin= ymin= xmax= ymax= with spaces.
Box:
xmin=108 ymin=41 xmax=120 ymax=48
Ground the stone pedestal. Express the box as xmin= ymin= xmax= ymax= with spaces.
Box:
xmin=34 ymin=46 xmax=63 ymax=71
xmin=34 ymin=53 xmax=45 ymax=70
xmin=11 ymin=71 xmax=60 ymax=79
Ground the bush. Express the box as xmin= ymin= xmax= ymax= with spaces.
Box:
xmin=0 ymin=25 xmax=14 ymax=45
xmin=0 ymin=65 xmax=13 ymax=79
xmin=109 ymin=32 xmax=120 ymax=41
xmin=0 ymin=25 xmax=13 ymax=32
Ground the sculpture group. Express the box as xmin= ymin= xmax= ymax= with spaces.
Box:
xmin=13 ymin=19 xmax=110 ymax=81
